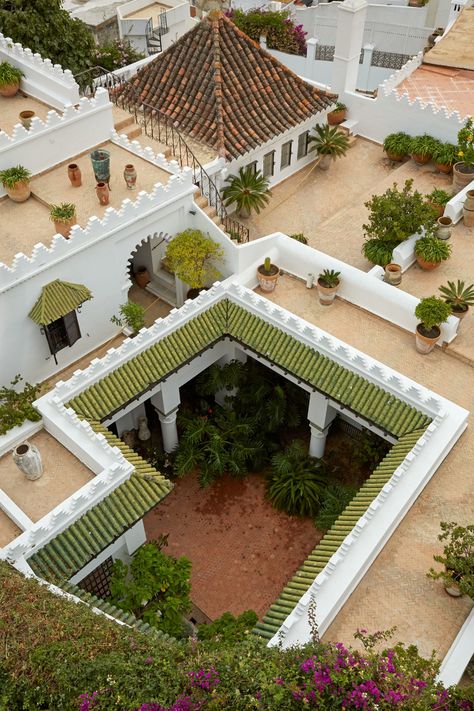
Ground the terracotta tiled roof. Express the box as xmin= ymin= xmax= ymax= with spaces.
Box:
xmin=124 ymin=13 xmax=336 ymax=159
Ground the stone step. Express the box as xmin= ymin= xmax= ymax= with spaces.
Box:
xmin=203 ymin=204 xmax=217 ymax=218
xmin=195 ymin=195 xmax=208 ymax=208
xmin=114 ymin=115 xmax=135 ymax=132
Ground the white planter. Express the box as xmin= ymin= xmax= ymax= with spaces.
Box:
xmin=12 ymin=440 xmax=43 ymax=480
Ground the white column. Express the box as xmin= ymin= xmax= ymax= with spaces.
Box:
xmin=124 ymin=520 xmax=146 ymax=555
xmin=309 ymin=424 xmax=328 ymax=458
xmin=158 ymin=410 xmax=179 ymax=453
xmin=331 ymin=0 xmax=368 ymax=95
xmin=359 ymin=43 xmax=375 ymax=93
xmin=305 ymin=38 xmax=318 ymax=80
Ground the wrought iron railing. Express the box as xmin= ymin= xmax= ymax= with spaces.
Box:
xmin=73 ymin=66 xmax=250 ymax=243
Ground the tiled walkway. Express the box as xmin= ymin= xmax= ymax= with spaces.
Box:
xmin=396 ymin=65 xmax=474 ymax=119
xmin=266 ymin=276 xmax=474 ymax=659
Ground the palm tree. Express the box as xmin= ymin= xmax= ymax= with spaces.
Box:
xmin=308 ymin=124 xmax=349 ymax=170
xmin=222 ymin=166 xmax=272 ymax=218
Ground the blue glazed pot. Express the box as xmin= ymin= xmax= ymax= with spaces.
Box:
xmin=90 ymin=149 xmax=110 ymax=185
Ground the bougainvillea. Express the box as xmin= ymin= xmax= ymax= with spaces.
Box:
xmin=226 ymin=9 xmax=307 ymax=56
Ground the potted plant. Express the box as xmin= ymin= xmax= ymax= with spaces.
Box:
xmin=427 ymin=522 xmax=474 ymax=598
xmin=111 ymin=300 xmax=146 ymax=336
xmin=222 ymin=166 xmax=271 ymax=218
xmin=453 ymin=118 xmax=474 ymax=192
xmin=425 ymin=188 xmax=451 ymax=218
xmin=414 ymin=233 xmax=452 ymax=270
xmin=317 ymin=269 xmax=341 ymax=305
xmin=432 ymin=142 xmax=457 ymax=174
xmin=165 ymin=229 xmax=224 ymax=294
xmin=0 ymin=61 xmax=23 ymax=97
xmin=383 ymin=132 xmax=412 ymax=162
xmin=257 ymin=257 xmax=279 ymax=293
xmin=439 ymin=279 xmax=474 ymax=320
xmin=0 ymin=165 xmax=31 ymax=203
xmin=289 ymin=233 xmax=308 ymax=244
xmin=134 ymin=266 xmax=150 ymax=289
xmin=49 ymin=202 xmax=77 ymax=238
xmin=410 ymin=135 xmax=438 ymax=165
xmin=414 ymin=296 xmax=451 ymax=353
xmin=327 ymin=102 xmax=347 ymax=126
xmin=308 ymin=124 xmax=349 ymax=170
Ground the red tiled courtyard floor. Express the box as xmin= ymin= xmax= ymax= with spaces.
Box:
xmin=144 ymin=472 xmax=321 ymax=620
xmin=396 ymin=65 xmax=474 ymax=119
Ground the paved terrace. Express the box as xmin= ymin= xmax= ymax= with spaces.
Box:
xmin=0 ymin=429 xmax=94 ymax=547
xmin=396 ymin=64 xmax=474 ymax=120
xmin=0 ymin=141 xmax=172 ymax=266
xmin=0 ymin=92 xmax=55 ymax=135
xmin=263 ymin=275 xmax=473 ymax=660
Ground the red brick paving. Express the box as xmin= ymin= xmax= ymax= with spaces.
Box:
xmin=144 ymin=472 xmax=321 ymax=620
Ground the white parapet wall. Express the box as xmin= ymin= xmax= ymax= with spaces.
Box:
xmin=0 ymin=88 xmax=114 ymax=198
xmin=438 ymin=608 xmax=474 ymax=687
xmin=0 ymin=33 xmax=80 ymax=110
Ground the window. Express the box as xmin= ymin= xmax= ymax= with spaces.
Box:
xmin=263 ymin=150 xmax=275 ymax=178
xmin=44 ymin=310 xmax=81 ymax=357
xmin=297 ymin=131 xmax=310 ymax=159
xmin=280 ymin=140 xmax=293 ymax=169
xmin=247 ymin=161 xmax=258 ymax=175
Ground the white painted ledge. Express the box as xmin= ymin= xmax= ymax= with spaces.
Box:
xmin=445 ymin=180 xmax=474 ymax=224
xmin=0 ymin=419 xmax=43 ymax=458
xmin=438 ymin=608 xmax=474 ymax=687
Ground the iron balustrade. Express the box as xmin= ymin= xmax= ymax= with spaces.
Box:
xmin=73 ymin=66 xmax=249 ymax=243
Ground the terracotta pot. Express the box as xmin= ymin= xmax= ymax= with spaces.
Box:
xmin=317 ymin=278 xmax=340 ymax=305
xmin=0 ymin=81 xmax=20 ymax=97
xmin=53 ymin=215 xmax=77 ymax=238
xmin=384 ymin=263 xmax=402 ymax=285
xmin=135 ymin=266 xmax=150 ymax=288
xmin=436 ymin=216 xmax=452 ymax=240
xmin=12 ymin=441 xmax=43 ymax=480
xmin=409 ymin=0 xmax=422 ymax=6
xmin=4 ymin=180 xmax=30 ymax=203
xmin=327 ymin=109 xmax=346 ymax=126
xmin=416 ymin=255 xmax=441 ymax=270
xmin=95 ymin=181 xmax=109 ymax=205
xmin=257 ymin=263 xmax=279 ymax=292
xmin=453 ymin=304 xmax=469 ymax=321
xmin=453 ymin=162 xmax=474 ymax=193
xmin=412 ymin=153 xmax=430 ymax=165
xmin=428 ymin=201 xmax=445 ymax=219
xmin=415 ymin=324 xmax=440 ymax=354
xmin=123 ymin=164 xmax=137 ymax=189
xmin=435 ymin=162 xmax=453 ymax=175
xmin=67 ymin=163 xmax=82 ymax=187
xmin=386 ymin=150 xmax=405 ymax=162
xmin=19 ymin=110 xmax=35 ymax=130
xmin=463 ymin=207 xmax=474 ymax=227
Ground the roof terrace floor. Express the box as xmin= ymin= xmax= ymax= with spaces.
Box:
xmin=396 ymin=64 xmax=474 ymax=120
xmin=0 ymin=429 xmax=94 ymax=542
xmin=0 ymin=140 xmax=172 ymax=266
xmin=125 ymin=1 xmax=175 ymax=21
xmin=0 ymin=92 xmax=56 ymax=136
xmin=262 ymin=275 xmax=474 ymax=660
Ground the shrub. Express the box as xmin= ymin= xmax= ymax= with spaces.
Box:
xmin=0 ymin=165 xmax=31 ymax=188
xmin=0 ymin=60 xmax=23 ymax=87
xmin=351 ymin=429 xmax=390 ymax=470
xmin=197 ymin=610 xmax=258 ymax=644
xmin=362 ymin=238 xmax=399 ymax=267
xmin=427 ymin=522 xmax=474 ymax=599
xmin=165 ymin=230 xmax=224 ymax=290
xmin=410 ymin=134 xmax=439 ymax=159
xmin=267 ymin=440 xmax=329 ymax=517
xmin=110 ymin=300 xmax=145 ymax=333
xmin=363 ymin=179 xmax=435 ymax=243
xmin=93 ymin=39 xmax=145 ymax=71
xmin=227 ymin=8 xmax=307 ymax=55
xmin=0 ymin=375 xmax=41 ymax=435
xmin=415 ymin=296 xmax=452 ymax=331
xmin=383 ymin=132 xmax=411 ymax=157
xmin=414 ymin=235 xmax=452 ymax=264
xmin=432 ymin=142 xmax=457 ymax=167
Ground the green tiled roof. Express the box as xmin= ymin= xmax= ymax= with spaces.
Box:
xmin=29 ymin=279 xmax=93 ymax=325
xmin=253 ymin=428 xmax=426 ymax=640
xmin=28 ymin=426 xmax=173 ymax=584
xmin=68 ymin=299 xmax=430 ymax=438
xmin=62 ymin=582 xmax=175 ymax=640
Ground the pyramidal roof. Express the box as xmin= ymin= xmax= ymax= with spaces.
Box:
xmin=125 ymin=13 xmax=336 ymax=159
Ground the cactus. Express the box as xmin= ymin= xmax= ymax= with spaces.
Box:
xmin=264 ymin=257 xmax=271 ymax=273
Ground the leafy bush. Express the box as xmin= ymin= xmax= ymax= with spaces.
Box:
xmin=415 ymin=296 xmax=452 ymax=331
xmin=315 ymin=481 xmax=357 ymax=530
xmin=427 ymin=521 xmax=474 ymax=599
xmin=383 ymin=132 xmax=411 ymax=157
xmin=432 ymin=142 xmax=457 ymax=166
xmin=227 ymin=8 xmax=307 ymax=55
xmin=0 ymin=375 xmax=41 ymax=435
xmin=267 ymin=440 xmax=329 ymax=517
xmin=0 ymin=0 xmax=96 ymax=76
xmin=362 ymin=238 xmax=399 ymax=267
xmin=111 ymin=300 xmax=145 ymax=333
xmin=426 ymin=188 xmax=451 ymax=207
xmin=410 ymin=134 xmax=439 ymax=159
xmin=93 ymin=39 xmax=145 ymax=71
xmin=414 ymin=235 xmax=452 ymax=264
xmin=109 ymin=540 xmax=192 ymax=637
xmin=0 ymin=60 xmax=23 ymax=87
xmin=165 ymin=230 xmax=224 ymax=290
xmin=197 ymin=610 xmax=258 ymax=644
xmin=363 ymin=179 xmax=435 ymax=243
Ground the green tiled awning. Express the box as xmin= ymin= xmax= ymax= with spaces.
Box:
xmin=29 ymin=279 xmax=93 ymax=326
xmin=253 ymin=427 xmax=426 ymax=640
xmin=68 ymin=299 xmax=431 ymax=438
xmin=28 ymin=425 xmax=173 ymax=584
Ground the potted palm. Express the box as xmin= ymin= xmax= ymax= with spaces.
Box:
xmin=410 ymin=135 xmax=437 ymax=165
xmin=414 ymin=296 xmax=451 ymax=353
xmin=0 ymin=61 xmax=23 ymax=97
xmin=222 ymin=166 xmax=271 ymax=218
xmin=165 ymin=229 xmax=224 ymax=297
xmin=425 ymin=188 xmax=451 ymax=219
xmin=0 ymin=165 xmax=31 ymax=202
xmin=383 ymin=132 xmax=411 ymax=162
xmin=317 ymin=269 xmax=341 ymax=305
xmin=49 ymin=203 xmax=77 ymax=238
xmin=453 ymin=118 xmax=474 ymax=192
xmin=432 ymin=142 xmax=457 ymax=174
xmin=414 ymin=234 xmax=451 ymax=270
xmin=308 ymin=124 xmax=349 ymax=170
xmin=439 ymin=280 xmax=474 ymax=320
xmin=257 ymin=257 xmax=279 ymax=293
xmin=111 ymin=300 xmax=146 ymax=336
xmin=327 ymin=102 xmax=347 ymax=126
xmin=427 ymin=522 xmax=474 ymax=599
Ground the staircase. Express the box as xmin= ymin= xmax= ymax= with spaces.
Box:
xmin=338 ymin=119 xmax=359 ymax=148
xmin=146 ymin=266 xmax=177 ymax=307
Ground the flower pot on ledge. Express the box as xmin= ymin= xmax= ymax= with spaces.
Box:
xmin=257 ymin=263 xmax=279 ymax=292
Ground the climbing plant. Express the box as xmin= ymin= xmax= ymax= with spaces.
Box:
xmin=0 ymin=375 xmax=41 ymax=435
